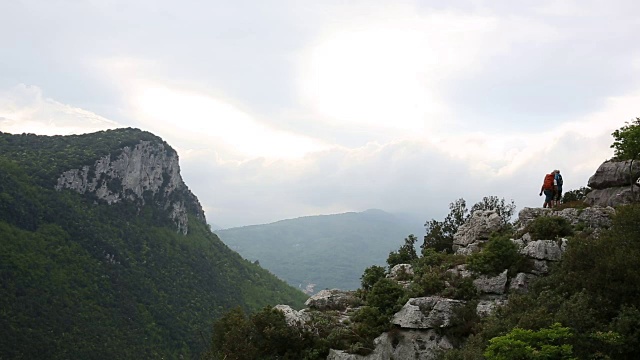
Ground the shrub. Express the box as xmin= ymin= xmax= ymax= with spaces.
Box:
xmin=366 ymin=278 xmax=407 ymax=316
xmin=467 ymin=234 xmax=529 ymax=276
xmin=484 ymin=323 xmax=575 ymax=360
xmin=524 ymin=216 xmax=573 ymax=240
xmin=360 ymin=265 xmax=386 ymax=292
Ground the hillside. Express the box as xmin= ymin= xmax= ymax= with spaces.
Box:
xmin=0 ymin=129 xmax=307 ymax=359
xmin=216 ymin=209 xmax=422 ymax=292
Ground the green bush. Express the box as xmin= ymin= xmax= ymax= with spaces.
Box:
xmin=360 ymin=265 xmax=386 ymax=292
xmin=484 ymin=323 xmax=575 ymax=360
xmin=366 ymin=278 xmax=407 ymax=316
xmin=524 ymin=216 xmax=573 ymax=240
xmin=467 ymin=234 xmax=530 ymax=276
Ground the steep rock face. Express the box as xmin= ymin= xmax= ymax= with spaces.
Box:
xmin=586 ymin=160 xmax=640 ymax=207
xmin=55 ymin=140 xmax=205 ymax=234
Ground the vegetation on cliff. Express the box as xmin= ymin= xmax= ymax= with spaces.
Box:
xmin=0 ymin=129 xmax=307 ymax=359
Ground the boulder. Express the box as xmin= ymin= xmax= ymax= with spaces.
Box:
xmin=587 ymin=160 xmax=640 ymax=189
xmin=327 ymin=329 xmax=453 ymax=360
xmin=531 ymin=260 xmax=550 ymax=275
xmin=473 ymin=269 xmax=508 ymax=295
xmin=392 ymin=297 xmax=466 ymax=329
xmin=388 ymin=264 xmax=414 ymax=280
xmin=521 ymin=240 xmax=562 ymax=261
xmin=273 ymin=305 xmax=310 ymax=327
xmin=509 ymin=273 xmax=538 ymax=293
xmin=453 ymin=210 xmax=504 ymax=254
xmin=305 ymin=289 xmax=357 ymax=311
xmin=476 ymin=299 xmax=508 ymax=317
xmin=585 ymin=187 xmax=638 ymax=208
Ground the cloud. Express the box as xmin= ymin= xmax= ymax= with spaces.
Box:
xmin=0 ymin=84 xmax=119 ymax=135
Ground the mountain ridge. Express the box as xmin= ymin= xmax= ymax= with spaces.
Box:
xmin=0 ymin=128 xmax=307 ymax=358
xmin=216 ymin=209 xmax=423 ymax=293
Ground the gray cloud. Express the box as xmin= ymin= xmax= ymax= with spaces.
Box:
xmin=0 ymin=0 xmax=636 ymax=229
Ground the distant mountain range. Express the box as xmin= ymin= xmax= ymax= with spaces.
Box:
xmin=216 ymin=209 xmax=424 ymax=293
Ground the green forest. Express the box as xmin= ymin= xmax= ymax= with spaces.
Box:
xmin=0 ymin=129 xmax=307 ymax=359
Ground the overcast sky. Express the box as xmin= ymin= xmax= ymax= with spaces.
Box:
xmin=1 ymin=0 xmax=638 ymax=228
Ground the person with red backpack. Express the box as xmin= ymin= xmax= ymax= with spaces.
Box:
xmin=539 ymin=170 xmax=557 ymax=208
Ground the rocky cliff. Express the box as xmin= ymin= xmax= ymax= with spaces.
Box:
xmin=55 ymin=139 xmax=205 ymax=234
xmin=274 ymin=205 xmax=615 ymax=360
xmin=586 ymin=159 xmax=640 ymax=207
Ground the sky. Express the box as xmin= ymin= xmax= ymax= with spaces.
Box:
xmin=0 ymin=0 xmax=638 ymax=229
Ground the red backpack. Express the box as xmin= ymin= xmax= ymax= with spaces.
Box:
xmin=543 ymin=173 xmax=555 ymax=190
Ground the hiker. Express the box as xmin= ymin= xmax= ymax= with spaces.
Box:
xmin=554 ymin=169 xmax=563 ymax=206
xmin=539 ymin=170 xmax=557 ymax=208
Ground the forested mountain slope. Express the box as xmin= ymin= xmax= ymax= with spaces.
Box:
xmin=0 ymin=129 xmax=307 ymax=359
xmin=216 ymin=209 xmax=422 ymax=292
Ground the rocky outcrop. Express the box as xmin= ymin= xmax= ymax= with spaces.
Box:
xmin=473 ymin=270 xmax=508 ymax=295
xmin=453 ymin=210 xmax=504 ymax=255
xmin=521 ymin=240 xmax=563 ymax=261
xmin=304 ymin=289 xmax=358 ymax=311
xmin=284 ymin=202 xmax=618 ymax=360
xmin=388 ymin=264 xmax=414 ymax=280
xmin=476 ymin=299 xmax=508 ymax=317
xmin=509 ymin=273 xmax=537 ymax=293
xmin=55 ymin=140 xmax=205 ymax=234
xmin=392 ymin=297 xmax=465 ymax=329
xmin=586 ymin=160 xmax=640 ymax=207
xmin=273 ymin=305 xmax=310 ymax=327
xmin=328 ymin=330 xmax=452 ymax=360
xmin=516 ymin=206 xmax=615 ymax=232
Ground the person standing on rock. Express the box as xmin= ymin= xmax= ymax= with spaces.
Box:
xmin=554 ymin=170 xmax=563 ymax=207
xmin=539 ymin=170 xmax=557 ymax=208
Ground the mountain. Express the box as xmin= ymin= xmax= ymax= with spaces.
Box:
xmin=0 ymin=129 xmax=307 ymax=359
xmin=216 ymin=209 xmax=423 ymax=293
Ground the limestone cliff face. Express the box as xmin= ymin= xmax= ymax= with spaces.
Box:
xmin=55 ymin=140 xmax=205 ymax=234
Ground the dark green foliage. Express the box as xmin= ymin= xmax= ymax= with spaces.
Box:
xmin=423 ymin=198 xmax=468 ymax=253
xmin=523 ymin=216 xmax=573 ymax=240
xmin=0 ymin=130 xmax=307 ymax=359
xmin=484 ymin=323 xmax=575 ymax=360
xmin=361 ymin=265 xmax=386 ymax=291
xmin=387 ymin=234 xmax=418 ymax=268
xmin=206 ymin=307 xmax=309 ymax=360
xmin=467 ymin=234 xmax=530 ymax=276
xmin=455 ymin=204 xmax=640 ymax=359
xmin=366 ymin=278 xmax=407 ymax=316
xmin=611 ymin=117 xmax=640 ymax=160
xmin=561 ymin=187 xmax=592 ymax=203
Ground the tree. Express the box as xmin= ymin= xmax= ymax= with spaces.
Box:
xmin=422 ymin=198 xmax=468 ymax=253
xmin=470 ymin=196 xmax=516 ymax=225
xmin=387 ymin=234 xmax=418 ymax=267
xmin=611 ymin=118 xmax=640 ymax=199
xmin=360 ymin=265 xmax=386 ymax=292
xmin=611 ymin=118 xmax=640 ymax=160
